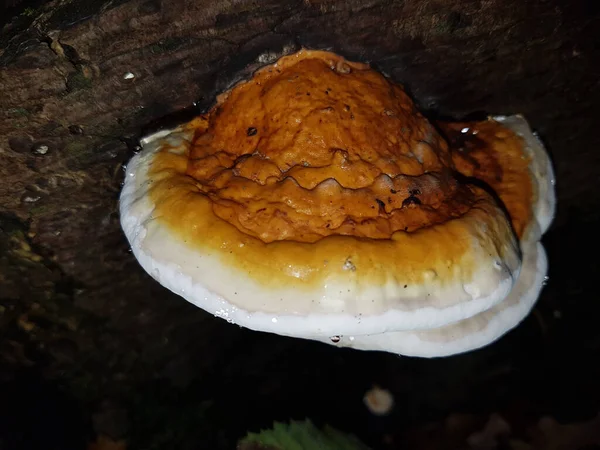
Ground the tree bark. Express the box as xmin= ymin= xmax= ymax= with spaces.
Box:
xmin=1 ymin=0 xmax=599 ymax=448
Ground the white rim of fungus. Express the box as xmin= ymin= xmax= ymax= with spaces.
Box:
xmin=315 ymin=239 xmax=546 ymax=357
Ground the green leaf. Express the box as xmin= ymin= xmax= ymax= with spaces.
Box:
xmin=238 ymin=419 xmax=371 ymax=450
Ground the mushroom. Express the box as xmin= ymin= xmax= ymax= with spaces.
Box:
xmin=120 ymin=50 xmax=555 ymax=357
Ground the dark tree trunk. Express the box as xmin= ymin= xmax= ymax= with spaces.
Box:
xmin=1 ymin=0 xmax=599 ymax=448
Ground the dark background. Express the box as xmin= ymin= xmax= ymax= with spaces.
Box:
xmin=1 ymin=0 xmax=599 ymax=448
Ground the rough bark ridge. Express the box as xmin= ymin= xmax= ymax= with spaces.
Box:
xmin=1 ymin=0 xmax=599 ymax=449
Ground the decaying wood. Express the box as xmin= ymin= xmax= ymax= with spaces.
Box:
xmin=1 ymin=0 xmax=599 ymax=448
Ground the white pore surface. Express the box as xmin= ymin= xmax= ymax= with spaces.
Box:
xmin=120 ymin=126 xmax=521 ymax=339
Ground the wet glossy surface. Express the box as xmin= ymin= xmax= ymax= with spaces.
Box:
xmin=185 ymin=50 xmax=477 ymax=243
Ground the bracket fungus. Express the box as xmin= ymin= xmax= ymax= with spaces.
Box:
xmin=119 ymin=50 xmax=555 ymax=357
